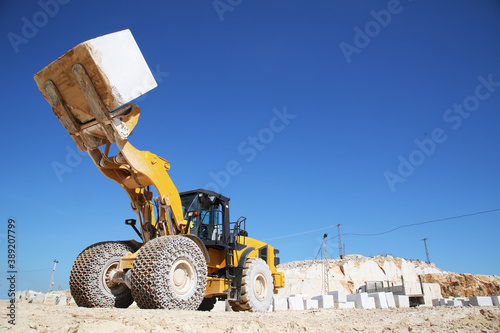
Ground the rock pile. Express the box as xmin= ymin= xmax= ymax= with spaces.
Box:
xmin=421 ymin=273 xmax=500 ymax=297
xmin=276 ymin=254 xmax=445 ymax=298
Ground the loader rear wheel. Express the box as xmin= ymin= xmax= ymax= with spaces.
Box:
xmin=229 ymin=258 xmax=273 ymax=312
xmin=130 ymin=236 xmax=207 ymax=309
xmin=70 ymin=241 xmax=135 ymax=308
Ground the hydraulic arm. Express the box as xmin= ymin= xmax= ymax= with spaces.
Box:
xmin=37 ymin=62 xmax=187 ymax=242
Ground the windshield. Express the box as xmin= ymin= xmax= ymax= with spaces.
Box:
xmin=181 ymin=194 xmax=198 ymax=219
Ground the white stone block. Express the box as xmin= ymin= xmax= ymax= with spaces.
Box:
xmin=336 ymin=301 xmax=356 ymax=309
xmin=368 ymin=292 xmax=388 ymax=309
xmin=491 ymin=296 xmax=500 ymax=306
xmin=304 ymin=299 xmax=319 ymax=310
xmin=312 ymin=295 xmax=334 ymax=309
xmin=423 ymin=296 xmax=434 ymax=307
xmin=68 ymin=297 xmax=76 ymax=306
xmin=34 ymin=30 xmax=157 ymax=120
xmin=347 ymin=293 xmax=375 ymax=309
xmin=211 ymin=300 xmax=226 ymax=312
xmin=57 ymin=295 xmax=67 ymax=306
xmin=450 ymin=299 xmax=464 ymax=306
xmin=33 ymin=293 xmax=45 ymax=304
xmin=268 ymin=303 xmax=273 ymax=312
xmin=469 ymin=296 xmax=493 ymax=306
xmin=394 ymin=295 xmax=410 ymax=308
xmin=43 ymin=294 xmax=56 ymax=305
xmin=273 ymin=298 xmax=288 ymax=311
xmin=328 ymin=290 xmax=347 ymax=303
xmin=385 ymin=292 xmax=396 ymax=308
xmin=288 ymin=296 xmax=305 ymax=311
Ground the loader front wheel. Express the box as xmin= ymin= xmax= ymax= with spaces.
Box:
xmin=131 ymin=236 xmax=207 ymax=309
xmin=229 ymin=258 xmax=273 ymax=312
xmin=70 ymin=241 xmax=135 ymax=308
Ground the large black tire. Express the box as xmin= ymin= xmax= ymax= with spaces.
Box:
xmin=197 ymin=297 xmax=217 ymax=311
xmin=130 ymin=236 xmax=207 ymax=309
xmin=70 ymin=241 xmax=135 ymax=308
xmin=229 ymin=258 xmax=273 ymax=312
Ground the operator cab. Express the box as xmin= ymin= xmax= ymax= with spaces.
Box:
xmin=180 ymin=189 xmax=246 ymax=247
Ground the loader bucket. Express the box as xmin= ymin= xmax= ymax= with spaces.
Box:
xmin=33 ymin=29 xmax=157 ymax=152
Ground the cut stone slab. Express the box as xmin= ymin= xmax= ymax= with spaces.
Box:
xmin=312 ymin=295 xmax=334 ymax=309
xmin=492 ymin=296 xmax=500 ymax=306
xmin=336 ymin=301 xmax=355 ymax=309
xmin=446 ymin=299 xmax=463 ymax=306
xmin=304 ymin=299 xmax=319 ymax=310
xmin=33 ymin=293 xmax=45 ymax=304
xmin=439 ymin=299 xmax=448 ymax=306
xmin=43 ymin=294 xmax=56 ymax=305
xmin=368 ymin=292 xmax=388 ymax=309
xmin=422 ymin=283 xmax=443 ymax=300
xmin=57 ymin=294 xmax=67 ymax=306
xmin=288 ymin=296 xmax=305 ymax=311
xmin=347 ymin=293 xmax=375 ymax=309
xmin=212 ymin=300 xmax=226 ymax=312
xmin=328 ymin=290 xmax=347 ymax=303
xmin=273 ymin=298 xmax=288 ymax=311
xmin=385 ymin=292 xmax=396 ymax=308
xmin=394 ymin=295 xmax=410 ymax=308
xmin=469 ymin=296 xmax=493 ymax=306
xmin=33 ymin=29 xmax=157 ymax=124
xmin=291 ymin=294 xmax=310 ymax=300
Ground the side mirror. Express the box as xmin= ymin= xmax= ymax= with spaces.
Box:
xmin=124 ymin=219 xmax=141 ymax=237
xmin=238 ymin=230 xmax=248 ymax=237
xmin=187 ymin=211 xmax=198 ymax=219
xmin=125 ymin=219 xmax=136 ymax=226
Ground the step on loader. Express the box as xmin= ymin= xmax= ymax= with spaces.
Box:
xmin=34 ymin=30 xmax=284 ymax=312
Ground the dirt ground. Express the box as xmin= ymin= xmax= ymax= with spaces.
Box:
xmin=1 ymin=301 xmax=500 ymax=333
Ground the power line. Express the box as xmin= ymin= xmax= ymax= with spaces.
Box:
xmin=314 ymin=245 xmax=322 ymax=259
xmin=349 ymin=208 xmax=500 ymax=237
xmin=263 ymin=224 xmax=340 ymax=241
xmin=263 ymin=208 xmax=500 ymax=242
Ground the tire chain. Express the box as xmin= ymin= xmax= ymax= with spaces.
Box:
xmin=70 ymin=241 xmax=135 ymax=308
xmin=131 ymin=236 xmax=207 ymax=310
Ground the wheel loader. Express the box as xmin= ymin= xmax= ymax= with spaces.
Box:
xmin=33 ymin=30 xmax=284 ymax=312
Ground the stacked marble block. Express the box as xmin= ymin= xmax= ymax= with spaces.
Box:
xmin=274 ymin=290 xmax=410 ymax=311
xmin=309 ymin=291 xmax=355 ymax=309
xmin=286 ymin=295 xmax=319 ymax=310
xmin=432 ymin=296 xmax=499 ymax=307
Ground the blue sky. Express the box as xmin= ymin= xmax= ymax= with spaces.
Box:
xmin=0 ymin=0 xmax=499 ymax=293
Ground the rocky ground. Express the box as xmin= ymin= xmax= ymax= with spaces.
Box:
xmin=1 ymin=301 xmax=500 ymax=333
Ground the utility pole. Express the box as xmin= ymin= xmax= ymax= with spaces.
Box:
xmin=323 ymin=233 xmax=329 ymax=294
xmin=422 ymin=238 xmax=431 ymax=264
xmin=48 ymin=259 xmax=58 ymax=293
xmin=337 ymin=224 xmax=344 ymax=259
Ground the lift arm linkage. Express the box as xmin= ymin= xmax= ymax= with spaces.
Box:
xmin=41 ymin=63 xmax=188 ymax=242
